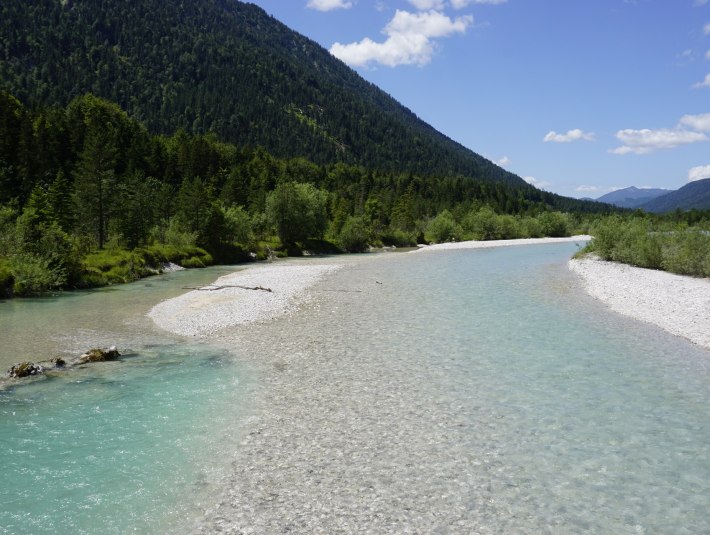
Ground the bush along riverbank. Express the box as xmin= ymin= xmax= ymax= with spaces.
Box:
xmin=578 ymin=215 xmax=710 ymax=278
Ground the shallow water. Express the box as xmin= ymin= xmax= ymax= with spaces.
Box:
xmin=346 ymin=245 xmax=710 ymax=533
xmin=0 ymin=267 xmax=253 ymax=534
xmin=0 ymin=265 xmax=246 ymax=370
xmin=199 ymin=243 xmax=710 ymax=533
xmin=2 ymin=245 xmax=710 ymax=533
xmin=0 ymin=344 xmax=250 ymax=534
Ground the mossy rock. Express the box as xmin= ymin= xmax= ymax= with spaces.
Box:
xmin=8 ymin=362 xmax=44 ymax=378
xmin=77 ymin=346 xmax=121 ymax=364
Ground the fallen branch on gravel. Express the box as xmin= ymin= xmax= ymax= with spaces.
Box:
xmin=182 ymin=284 xmax=273 ymax=292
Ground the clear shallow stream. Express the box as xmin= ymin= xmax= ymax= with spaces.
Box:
xmin=1 ymin=244 xmax=709 ymax=533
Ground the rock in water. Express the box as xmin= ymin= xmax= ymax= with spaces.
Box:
xmin=8 ymin=362 xmax=44 ymax=378
xmin=76 ymin=346 xmax=121 ymax=364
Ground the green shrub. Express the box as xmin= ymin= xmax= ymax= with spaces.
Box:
xmin=463 ymin=205 xmax=498 ymax=240
xmin=380 ymin=228 xmax=417 ymax=247
xmin=10 ymin=254 xmax=66 ymax=296
xmin=661 ymin=231 xmax=710 ymax=276
xmin=338 ymin=216 xmax=371 ymax=252
xmin=538 ymin=212 xmax=570 ymax=238
xmin=520 ymin=217 xmax=543 ymax=238
xmin=180 ymin=251 xmax=213 ymax=268
xmin=425 ymin=210 xmax=462 ymax=244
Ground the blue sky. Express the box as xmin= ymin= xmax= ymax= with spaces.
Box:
xmin=247 ymin=0 xmax=710 ymax=199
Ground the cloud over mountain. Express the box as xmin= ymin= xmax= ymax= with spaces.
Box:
xmin=330 ymin=9 xmax=472 ymax=67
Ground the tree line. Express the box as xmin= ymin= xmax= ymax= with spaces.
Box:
xmin=580 ymin=212 xmax=710 ymax=278
xmin=0 ymin=91 xmax=608 ymax=296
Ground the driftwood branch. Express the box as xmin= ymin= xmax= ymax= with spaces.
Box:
xmin=182 ymin=284 xmax=272 ymax=292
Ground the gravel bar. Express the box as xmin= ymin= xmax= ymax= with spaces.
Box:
xmin=569 ymin=256 xmax=710 ymax=350
xmin=148 ymin=263 xmax=341 ymax=337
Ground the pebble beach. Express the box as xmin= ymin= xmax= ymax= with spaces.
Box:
xmin=569 ymin=255 xmax=710 ymax=350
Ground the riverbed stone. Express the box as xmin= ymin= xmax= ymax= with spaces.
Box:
xmin=76 ymin=346 xmax=121 ymax=364
xmin=8 ymin=362 xmax=44 ymax=378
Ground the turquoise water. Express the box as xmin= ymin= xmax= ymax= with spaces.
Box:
xmin=2 ymin=245 xmax=710 ymax=533
xmin=0 ymin=268 xmax=252 ymax=534
xmin=0 ymin=345 xmax=249 ymax=534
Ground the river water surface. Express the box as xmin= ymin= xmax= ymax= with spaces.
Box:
xmin=1 ymin=244 xmax=709 ymax=533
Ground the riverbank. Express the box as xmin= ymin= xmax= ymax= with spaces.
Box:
xmin=569 ymin=255 xmax=710 ymax=351
xmin=415 ymin=235 xmax=591 ymax=252
xmin=148 ymin=237 xmax=592 ymax=338
xmin=148 ymin=262 xmax=341 ymax=337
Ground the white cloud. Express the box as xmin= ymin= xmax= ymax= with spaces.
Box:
xmin=330 ymin=10 xmax=473 ymax=67
xmin=610 ymin=128 xmax=708 ymax=155
xmin=680 ymin=113 xmax=710 ymax=132
xmin=543 ymin=129 xmax=595 ymax=143
xmin=695 ymin=0 xmax=709 ymax=6
xmin=694 ymin=73 xmax=710 ymax=88
xmin=688 ymin=164 xmax=710 ymax=181
xmin=408 ymin=0 xmax=445 ymax=9
xmin=306 ymin=0 xmax=352 ymax=11
xmin=705 ymin=23 xmax=710 ymax=35
xmin=496 ymin=156 xmax=510 ymax=167
xmin=451 ymin=0 xmax=507 ymax=7
xmin=524 ymin=176 xmax=551 ymax=189
xmin=575 ymin=185 xmax=600 ymax=193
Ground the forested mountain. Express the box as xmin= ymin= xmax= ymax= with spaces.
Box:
xmin=640 ymin=179 xmax=710 ymax=213
xmin=596 ymin=187 xmax=669 ymax=209
xmin=1 ymin=0 xmax=521 ymax=185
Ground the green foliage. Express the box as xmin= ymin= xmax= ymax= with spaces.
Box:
xmin=537 ymin=211 xmax=571 ymax=238
xmin=222 ymin=204 xmax=253 ymax=246
xmin=266 ymin=182 xmax=329 ymax=246
xmin=585 ymin=216 xmax=710 ymax=277
xmin=338 ymin=216 xmax=370 ymax=252
xmin=10 ymin=254 xmax=66 ymax=296
xmin=380 ymin=228 xmax=418 ymax=247
xmin=425 ymin=210 xmax=462 ymax=243
xmin=661 ymin=231 xmax=710 ymax=276
xmin=149 ymin=218 xmax=198 ymax=249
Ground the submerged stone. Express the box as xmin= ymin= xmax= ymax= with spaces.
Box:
xmin=76 ymin=346 xmax=121 ymax=364
xmin=8 ymin=362 xmax=44 ymax=378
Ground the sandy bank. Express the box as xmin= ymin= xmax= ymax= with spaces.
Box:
xmin=569 ymin=256 xmax=710 ymax=350
xmin=415 ymin=235 xmax=591 ymax=252
xmin=149 ymin=263 xmax=340 ymax=337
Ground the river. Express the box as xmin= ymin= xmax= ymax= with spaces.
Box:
xmin=1 ymin=244 xmax=709 ymax=533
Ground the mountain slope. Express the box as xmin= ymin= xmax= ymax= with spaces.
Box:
xmin=0 ymin=0 xmax=523 ymax=186
xmin=640 ymin=179 xmax=710 ymax=213
xmin=596 ymin=186 xmax=670 ymax=209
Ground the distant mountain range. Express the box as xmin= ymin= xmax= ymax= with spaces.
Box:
xmin=596 ymin=187 xmax=670 ymax=209
xmin=596 ymin=180 xmax=710 ymax=212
